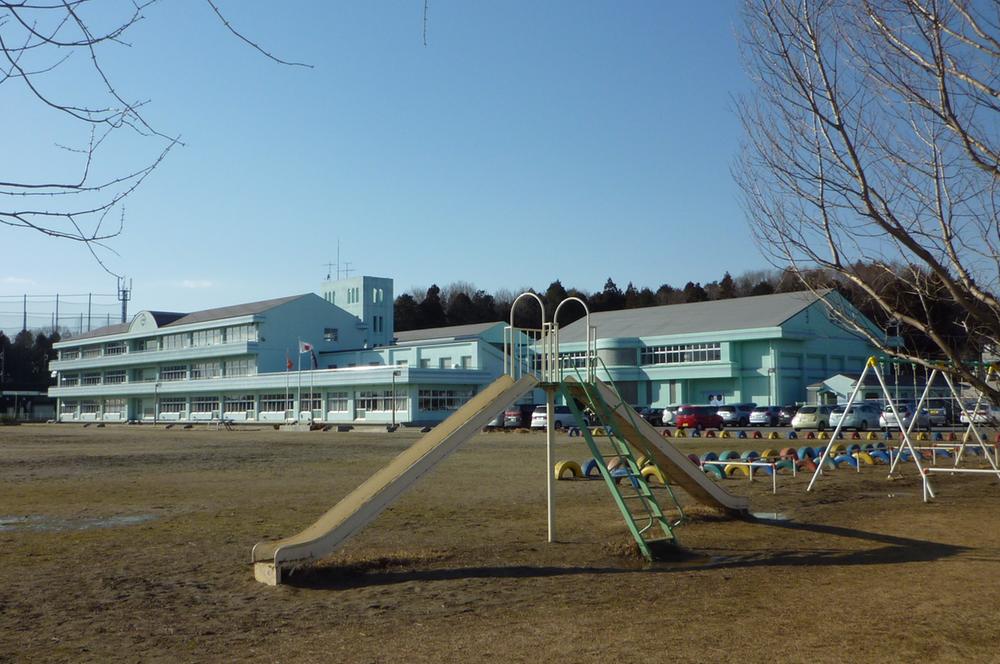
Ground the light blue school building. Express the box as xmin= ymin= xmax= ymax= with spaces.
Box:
xmin=48 ymin=278 xmax=879 ymax=424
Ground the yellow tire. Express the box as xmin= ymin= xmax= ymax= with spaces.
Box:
xmin=817 ymin=432 xmax=830 ymax=440
xmin=866 ymin=431 xmax=879 ymax=440
xmin=829 ymin=442 xmax=845 ymax=453
xmin=760 ymin=448 xmax=780 ymax=460
xmin=767 ymin=431 xmax=782 ymax=440
xmin=675 ymin=429 xmax=687 ymax=438
xmin=591 ymin=427 xmax=605 ymax=437
xmin=853 ymin=451 xmax=875 ymax=465
xmin=554 ymin=460 xmax=582 ymax=480
xmin=917 ymin=432 xmax=929 ymax=441
xmin=720 ymin=431 xmax=731 ymax=439
xmin=636 ymin=455 xmax=650 ymax=468
xmin=641 ymin=465 xmax=667 ymax=485
xmin=724 ymin=463 xmax=751 ymax=478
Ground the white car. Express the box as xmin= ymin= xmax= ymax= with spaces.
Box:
xmin=959 ymin=403 xmax=1000 ymax=426
xmin=661 ymin=406 xmax=678 ymax=426
xmin=748 ymin=406 xmax=781 ymax=426
xmin=829 ymin=402 xmax=881 ymax=431
xmin=879 ymin=403 xmax=930 ymax=431
xmin=530 ymin=405 xmax=588 ymax=429
xmin=717 ymin=403 xmax=756 ymax=427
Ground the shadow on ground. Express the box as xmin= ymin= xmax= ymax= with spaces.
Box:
xmin=281 ymin=518 xmax=970 ymax=590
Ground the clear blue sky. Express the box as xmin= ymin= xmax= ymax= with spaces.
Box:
xmin=2 ymin=0 xmax=757 ymax=316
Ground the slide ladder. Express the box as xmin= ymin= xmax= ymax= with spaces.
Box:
xmin=563 ymin=376 xmax=750 ymax=515
xmin=562 ymin=381 xmax=680 ymax=561
xmin=252 ymin=373 xmax=539 ymax=585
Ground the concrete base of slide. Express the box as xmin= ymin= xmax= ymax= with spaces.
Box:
xmin=252 ymin=373 xmax=539 ymax=585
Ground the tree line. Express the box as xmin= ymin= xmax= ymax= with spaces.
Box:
xmin=395 ymin=266 xmax=978 ymax=361
xmin=0 ymin=330 xmax=60 ymax=392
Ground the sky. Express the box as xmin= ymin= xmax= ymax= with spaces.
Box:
xmin=1 ymin=0 xmax=758 ymax=324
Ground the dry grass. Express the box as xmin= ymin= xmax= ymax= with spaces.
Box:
xmin=2 ymin=423 xmax=1000 ymax=663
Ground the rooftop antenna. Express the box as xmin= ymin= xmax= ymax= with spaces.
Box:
xmin=117 ymin=276 xmax=132 ymax=323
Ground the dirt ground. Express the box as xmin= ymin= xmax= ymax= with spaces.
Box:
xmin=2 ymin=423 xmax=1000 ymax=663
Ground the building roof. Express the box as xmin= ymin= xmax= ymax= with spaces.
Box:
xmin=64 ymin=294 xmax=310 ymax=342
xmin=394 ymin=321 xmax=502 ymax=344
xmin=557 ymin=290 xmax=828 ymax=342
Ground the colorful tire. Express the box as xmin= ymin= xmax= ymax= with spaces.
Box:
xmin=870 ymin=450 xmax=890 ymax=464
xmin=636 ymin=455 xmax=649 ymax=468
xmin=703 ymin=464 xmax=726 ymax=480
xmin=797 ymin=458 xmax=817 ymax=472
xmin=851 ymin=432 xmax=861 ymax=440
xmin=866 ymin=431 xmax=879 ymax=440
xmin=582 ymin=458 xmax=601 ymax=476
xmin=661 ymin=429 xmax=672 ymax=438
xmin=806 ymin=432 xmax=816 ymax=440
xmin=796 ymin=446 xmax=814 ymax=460
xmin=775 ymin=459 xmax=795 ymax=473
xmin=641 ymin=465 xmax=667 ymax=485
xmin=853 ymin=451 xmax=875 ymax=465
xmin=719 ymin=450 xmax=741 ymax=461
xmin=675 ymin=429 xmax=687 ymax=438
xmin=752 ymin=430 xmax=763 ymax=440
xmin=737 ymin=431 xmax=748 ymax=439
xmin=720 ymin=431 xmax=731 ymax=439
xmin=741 ymin=450 xmax=760 ymax=461
xmin=760 ymin=448 xmax=780 ymax=460
xmin=787 ymin=431 xmax=798 ymax=440
xmin=554 ymin=460 xmax=582 ymax=479
xmin=700 ymin=451 xmax=719 ymax=462
xmin=767 ymin=431 xmax=782 ymax=440
xmin=781 ymin=446 xmax=800 ymax=459
xmin=817 ymin=432 xmax=830 ymax=440
xmin=724 ymin=463 xmax=751 ymax=478
xmin=829 ymin=442 xmax=846 ymax=454
xmin=687 ymin=453 xmax=701 ymax=465
xmin=705 ymin=430 xmax=717 ymax=438
xmin=847 ymin=443 xmax=861 ymax=453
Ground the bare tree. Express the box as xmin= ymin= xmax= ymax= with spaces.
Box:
xmin=736 ymin=0 xmax=1000 ymax=399
xmin=0 ymin=1 xmax=307 ymax=275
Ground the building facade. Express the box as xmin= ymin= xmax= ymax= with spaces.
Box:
xmin=48 ymin=281 xmax=882 ymax=424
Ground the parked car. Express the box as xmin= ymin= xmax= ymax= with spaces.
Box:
xmin=717 ymin=403 xmax=756 ymax=427
xmin=778 ymin=405 xmax=799 ymax=426
xmin=636 ymin=407 xmax=663 ymax=426
xmin=503 ymin=403 xmax=536 ymax=429
xmin=674 ymin=405 xmax=724 ymax=430
xmin=530 ymin=405 xmax=587 ymax=429
xmin=661 ymin=406 xmax=678 ymax=426
xmin=879 ymin=402 xmax=930 ymax=431
xmin=925 ymin=402 xmax=956 ymax=427
xmin=791 ymin=404 xmax=834 ymax=431
xmin=485 ymin=411 xmax=505 ymax=430
xmin=748 ymin=405 xmax=782 ymax=427
xmin=959 ymin=403 xmax=1000 ymax=426
xmin=829 ymin=402 xmax=881 ymax=431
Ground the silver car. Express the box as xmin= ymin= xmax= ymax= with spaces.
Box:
xmin=879 ymin=403 xmax=930 ymax=431
xmin=829 ymin=402 xmax=881 ymax=431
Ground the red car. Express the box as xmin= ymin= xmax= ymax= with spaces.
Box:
xmin=673 ymin=405 xmax=723 ymax=429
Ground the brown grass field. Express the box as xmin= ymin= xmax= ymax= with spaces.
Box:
xmin=2 ymin=423 xmax=1000 ymax=663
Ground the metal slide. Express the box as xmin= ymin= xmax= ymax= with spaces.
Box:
xmin=563 ymin=377 xmax=749 ymax=515
xmin=252 ymin=373 xmax=539 ymax=585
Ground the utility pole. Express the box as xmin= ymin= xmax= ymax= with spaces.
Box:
xmin=117 ymin=277 xmax=132 ymax=323
xmin=87 ymin=293 xmax=92 ymax=331
xmin=22 ymin=294 xmax=26 ymax=332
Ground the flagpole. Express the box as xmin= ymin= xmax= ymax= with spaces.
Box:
xmin=309 ymin=357 xmax=315 ymax=424
xmin=297 ymin=338 xmax=302 ymax=423
xmin=285 ymin=348 xmax=290 ymax=422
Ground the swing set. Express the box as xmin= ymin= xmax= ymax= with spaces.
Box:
xmin=807 ymin=357 xmax=1000 ymax=502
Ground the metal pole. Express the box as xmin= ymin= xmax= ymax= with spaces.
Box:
xmin=154 ymin=382 xmax=160 ymax=425
xmin=87 ymin=293 xmax=92 ymax=331
xmin=54 ymin=294 xmax=59 ymax=335
xmin=546 ymin=385 xmax=556 ymax=543
xmin=22 ymin=294 xmax=26 ymax=332
xmin=391 ymin=370 xmax=400 ymax=428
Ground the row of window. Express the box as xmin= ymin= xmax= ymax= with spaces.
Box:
xmin=640 ymin=343 xmax=722 ymax=365
xmin=60 ymin=358 xmax=256 ymax=385
xmin=59 ymin=324 xmax=259 ymax=359
xmin=418 ymin=389 xmax=473 ymax=412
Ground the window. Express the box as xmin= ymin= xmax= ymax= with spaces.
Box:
xmin=419 ymin=358 xmax=430 ymax=368
xmin=161 ymin=365 xmax=188 ymax=381
xmin=104 ymin=398 xmax=126 ymax=415
xmin=419 ymin=389 xmax=472 ymax=412
xmin=80 ymin=400 xmax=100 ymax=413
xmin=190 ymin=396 xmax=220 ymax=414
xmin=191 ymin=328 xmax=224 ymax=347
xmin=226 ymin=324 xmax=257 ymax=344
xmin=396 ymin=359 xmax=408 ymax=367
xmin=300 ymin=392 xmax=321 ymax=412
xmin=559 ymin=352 xmax=587 ymax=368
xmin=259 ymin=393 xmax=292 ymax=412
xmin=159 ymin=397 xmax=187 ymax=414
xmin=324 ymin=327 xmax=339 ymax=342
xmin=327 ymin=392 xmax=349 ymax=412
xmin=60 ymin=400 xmax=78 ymax=414
xmin=82 ymin=372 xmax=101 ymax=385
xmin=439 ymin=357 xmax=452 ymax=369
xmin=191 ymin=361 xmax=222 ymax=380
xmin=104 ymin=370 xmax=127 ymax=385
xmin=225 ymin=358 xmax=255 ymax=377
xmin=373 ymin=288 xmax=378 ymax=303
xmin=460 ymin=356 xmax=472 ymax=369
xmin=355 ymin=390 xmax=403 ymax=412
xmin=60 ymin=374 xmax=79 ymax=387
xmin=82 ymin=346 xmax=102 ymax=359
xmin=104 ymin=341 xmax=126 ymax=356
xmin=134 ymin=338 xmax=158 ymax=352
xmin=60 ymin=349 xmax=80 ymax=360
xmin=640 ymin=342 xmax=721 ymax=365
xmin=224 ymin=395 xmax=254 ymax=413
xmin=161 ymin=333 xmax=188 ymax=350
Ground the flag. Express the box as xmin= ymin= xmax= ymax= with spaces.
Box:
xmin=311 ymin=350 xmax=319 ymax=370
xmin=285 ymin=351 xmax=293 ymax=371
xmin=299 ymin=340 xmax=313 ymax=354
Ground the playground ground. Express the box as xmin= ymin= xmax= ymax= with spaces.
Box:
xmin=3 ymin=424 xmax=1000 ymax=663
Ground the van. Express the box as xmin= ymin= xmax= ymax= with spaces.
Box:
xmin=530 ymin=405 xmax=588 ymax=429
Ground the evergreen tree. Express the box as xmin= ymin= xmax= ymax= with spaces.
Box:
xmin=393 ymin=294 xmax=421 ymax=332
xmin=682 ymin=281 xmax=708 ymax=303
